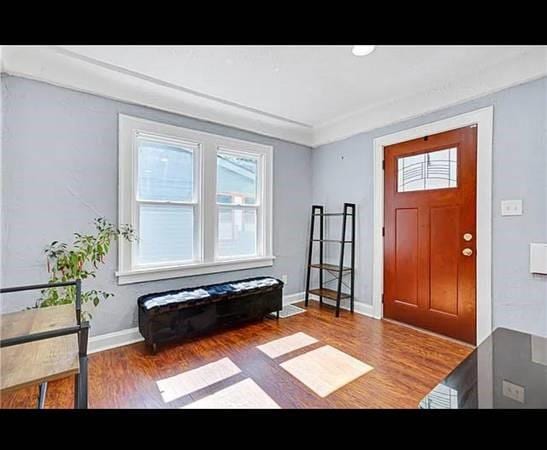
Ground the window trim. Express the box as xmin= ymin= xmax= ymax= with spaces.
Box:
xmin=117 ymin=114 xmax=274 ymax=285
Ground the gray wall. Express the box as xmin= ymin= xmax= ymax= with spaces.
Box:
xmin=312 ymin=76 xmax=547 ymax=337
xmin=0 ymin=75 xmax=313 ymax=336
xmin=2 ymin=73 xmax=546 ymax=339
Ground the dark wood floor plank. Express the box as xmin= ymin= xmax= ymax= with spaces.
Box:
xmin=0 ymin=301 xmax=471 ymax=409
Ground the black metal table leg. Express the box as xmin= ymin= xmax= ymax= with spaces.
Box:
xmin=75 ymin=320 xmax=89 ymax=409
xmin=37 ymin=382 xmax=47 ymax=408
xmin=75 ymin=356 xmax=88 ymax=409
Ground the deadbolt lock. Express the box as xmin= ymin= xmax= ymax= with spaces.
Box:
xmin=462 ymin=248 xmax=473 ymax=256
xmin=463 ymin=233 xmax=473 ymax=241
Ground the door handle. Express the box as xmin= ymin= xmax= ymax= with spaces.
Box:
xmin=462 ymin=248 xmax=473 ymax=256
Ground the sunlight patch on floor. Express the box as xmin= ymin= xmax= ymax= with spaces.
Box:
xmin=182 ymin=378 xmax=280 ymax=409
xmin=280 ymin=345 xmax=374 ymax=397
xmin=256 ymin=332 xmax=318 ymax=358
xmin=156 ymin=357 xmax=241 ymax=403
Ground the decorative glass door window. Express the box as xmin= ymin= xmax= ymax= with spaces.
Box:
xmin=397 ymin=147 xmax=458 ymax=192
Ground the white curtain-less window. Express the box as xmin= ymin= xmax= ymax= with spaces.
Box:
xmin=117 ymin=115 xmax=273 ymax=284
xmin=136 ymin=136 xmax=199 ymax=266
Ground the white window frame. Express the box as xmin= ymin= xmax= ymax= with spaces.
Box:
xmin=117 ymin=115 xmax=274 ymax=285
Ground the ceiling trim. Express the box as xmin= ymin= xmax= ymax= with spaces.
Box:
xmin=312 ymin=48 xmax=547 ymax=147
xmin=1 ymin=46 xmax=314 ymax=147
xmin=2 ymin=46 xmax=546 ymax=149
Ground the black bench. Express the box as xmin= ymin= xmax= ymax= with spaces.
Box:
xmin=137 ymin=276 xmax=284 ymax=353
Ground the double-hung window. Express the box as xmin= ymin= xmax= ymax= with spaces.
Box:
xmin=118 ymin=115 xmax=273 ymax=284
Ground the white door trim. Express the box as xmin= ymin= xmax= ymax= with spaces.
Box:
xmin=372 ymin=106 xmax=494 ymax=345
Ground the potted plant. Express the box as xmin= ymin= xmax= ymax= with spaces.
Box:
xmin=37 ymin=217 xmax=136 ymax=319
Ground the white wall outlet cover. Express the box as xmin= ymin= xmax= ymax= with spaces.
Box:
xmin=501 ymin=199 xmax=523 ymax=216
xmin=281 ymin=275 xmax=288 ymax=284
xmin=502 ymin=379 xmax=525 ymax=403
xmin=531 ymin=335 xmax=547 ymax=366
xmin=530 ymin=243 xmax=547 ymax=274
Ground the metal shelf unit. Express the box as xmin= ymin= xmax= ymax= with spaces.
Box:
xmin=304 ymin=203 xmax=356 ymax=317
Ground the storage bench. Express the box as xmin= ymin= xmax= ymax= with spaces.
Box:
xmin=137 ymin=276 xmax=283 ymax=353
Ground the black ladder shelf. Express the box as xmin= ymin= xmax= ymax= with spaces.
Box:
xmin=304 ymin=203 xmax=356 ymax=317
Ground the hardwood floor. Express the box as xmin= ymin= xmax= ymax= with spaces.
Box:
xmin=0 ymin=301 xmax=472 ymax=408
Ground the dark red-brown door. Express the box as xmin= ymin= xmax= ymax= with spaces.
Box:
xmin=384 ymin=126 xmax=477 ymax=344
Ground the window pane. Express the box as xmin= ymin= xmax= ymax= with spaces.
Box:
xmin=217 ymin=207 xmax=257 ymax=258
xmin=397 ymin=147 xmax=457 ymax=192
xmin=217 ymin=152 xmax=258 ymax=205
xmin=138 ymin=204 xmax=194 ymax=264
xmin=138 ymin=138 xmax=194 ymax=202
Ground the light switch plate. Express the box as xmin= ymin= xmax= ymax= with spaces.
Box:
xmin=502 ymin=380 xmax=525 ymax=403
xmin=501 ymin=199 xmax=523 ymax=216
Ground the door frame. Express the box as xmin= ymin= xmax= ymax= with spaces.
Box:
xmin=372 ymin=106 xmax=493 ymax=345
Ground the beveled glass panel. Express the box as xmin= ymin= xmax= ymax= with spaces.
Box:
xmin=397 ymin=147 xmax=457 ymax=192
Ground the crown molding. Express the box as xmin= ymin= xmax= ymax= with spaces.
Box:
xmin=1 ymin=46 xmax=314 ymax=147
xmin=2 ymin=46 xmax=546 ymax=150
xmin=312 ymin=48 xmax=547 ymax=147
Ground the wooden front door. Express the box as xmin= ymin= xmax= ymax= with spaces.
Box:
xmin=384 ymin=126 xmax=477 ymax=344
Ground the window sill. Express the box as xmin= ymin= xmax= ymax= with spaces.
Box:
xmin=116 ymin=256 xmax=276 ymax=285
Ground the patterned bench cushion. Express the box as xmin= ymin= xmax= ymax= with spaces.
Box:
xmin=138 ymin=276 xmax=282 ymax=311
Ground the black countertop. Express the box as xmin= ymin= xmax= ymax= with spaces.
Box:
xmin=419 ymin=327 xmax=547 ymax=409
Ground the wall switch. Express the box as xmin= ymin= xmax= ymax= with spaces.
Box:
xmin=281 ymin=275 xmax=288 ymax=284
xmin=501 ymin=199 xmax=523 ymax=216
xmin=502 ymin=380 xmax=525 ymax=403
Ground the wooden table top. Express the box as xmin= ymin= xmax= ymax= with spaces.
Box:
xmin=0 ymin=304 xmax=80 ymax=393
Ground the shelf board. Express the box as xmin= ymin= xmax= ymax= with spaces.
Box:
xmin=312 ymin=239 xmax=353 ymax=243
xmin=309 ymin=263 xmax=352 ymax=272
xmin=308 ymin=288 xmax=351 ymax=301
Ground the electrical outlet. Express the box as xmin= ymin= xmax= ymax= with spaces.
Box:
xmin=501 ymin=199 xmax=523 ymax=216
xmin=502 ymin=380 xmax=525 ymax=403
xmin=281 ymin=275 xmax=288 ymax=285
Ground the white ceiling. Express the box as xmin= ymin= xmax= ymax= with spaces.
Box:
xmin=3 ymin=45 xmax=547 ymax=146
xmin=59 ymin=45 xmax=536 ymax=126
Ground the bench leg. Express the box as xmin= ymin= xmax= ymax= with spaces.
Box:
xmin=147 ymin=341 xmax=157 ymax=354
xmin=276 ymin=310 xmax=280 ymax=320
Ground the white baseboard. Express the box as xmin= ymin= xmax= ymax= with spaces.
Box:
xmin=88 ymin=327 xmax=143 ymax=354
xmin=284 ymin=291 xmax=376 ymax=318
xmin=283 ymin=291 xmax=307 ymax=305
xmin=88 ymin=291 xmax=377 ymax=354
xmin=306 ymin=294 xmax=376 ymax=318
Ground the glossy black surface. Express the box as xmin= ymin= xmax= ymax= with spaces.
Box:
xmin=420 ymin=327 xmax=547 ymax=408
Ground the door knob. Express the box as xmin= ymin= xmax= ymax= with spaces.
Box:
xmin=463 ymin=233 xmax=473 ymax=241
xmin=462 ymin=248 xmax=473 ymax=256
